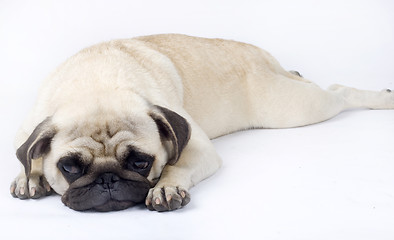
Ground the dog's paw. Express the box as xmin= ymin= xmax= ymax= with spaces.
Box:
xmin=145 ymin=186 xmax=190 ymax=212
xmin=381 ymin=88 xmax=394 ymax=109
xmin=10 ymin=173 xmax=52 ymax=199
xmin=10 ymin=173 xmax=29 ymax=199
xmin=289 ymin=70 xmax=303 ymax=78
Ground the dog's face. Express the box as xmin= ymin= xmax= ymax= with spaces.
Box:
xmin=16 ymin=101 xmax=190 ymax=212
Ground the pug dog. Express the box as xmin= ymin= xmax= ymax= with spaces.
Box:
xmin=10 ymin=34 xmax=394 ymax=212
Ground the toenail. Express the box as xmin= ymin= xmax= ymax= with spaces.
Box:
xmin=180 ymin=191 xmax=186 ymax=198
xmin=30 ymin=187 xmax=36 ymax=197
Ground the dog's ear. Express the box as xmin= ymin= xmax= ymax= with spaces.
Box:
xmin=16 ymin=117 xmax=56 ymax=177
xmin=149 ymin=106 xmax=191 ymax=165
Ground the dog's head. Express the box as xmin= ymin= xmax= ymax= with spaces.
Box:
xmin=16 ymin=102 xmax=190 ymax=212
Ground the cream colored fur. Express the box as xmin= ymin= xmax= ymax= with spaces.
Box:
xmin=11 ymin=34 xmax=394 ymax=211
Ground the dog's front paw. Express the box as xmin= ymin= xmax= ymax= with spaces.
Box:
xmin=145 ymin=186 xmax=190 ymax=212
xmin=10 ymin=172 xmax=29 ymax=199
xmin=10 ymin=173 xmax=52 ymax=199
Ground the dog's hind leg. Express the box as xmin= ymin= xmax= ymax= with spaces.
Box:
xmin=327 ymin=84 xmax=394 ymax=110
xmin=249 ymin=75 xmax=394 ymax=129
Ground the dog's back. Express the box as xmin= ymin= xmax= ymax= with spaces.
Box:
xmin=137 ymin=34 xmax=289 ymax=137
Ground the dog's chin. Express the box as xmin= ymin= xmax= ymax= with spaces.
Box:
xmin=62 ymin=188 xmax=148 ymax=212
xmin=93 ymin=200 xmax=136 ymax=212
xmin=61 ymin=177 xmax=151 ymax=212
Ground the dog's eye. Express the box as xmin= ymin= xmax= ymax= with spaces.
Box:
xmin=57 ymin=154 xmax=86 ymax=183
xmin=62 ymin=164 xmax=81 ymax=174
xmin=133 ymin=161 xmax=149 ymax=169
xmin=125 ymin=148 xmax=154 ymax=176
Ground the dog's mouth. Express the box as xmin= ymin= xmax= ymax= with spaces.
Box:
xmin=91 ymin=199 xmax=136 ymax=212
xmin=61 ymin=172 xmax=151 ymax=212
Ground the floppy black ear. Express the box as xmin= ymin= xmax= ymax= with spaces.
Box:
xmin=149 ymin=106 xmax=191 ymax=165
xmin=16 ymin=117 xmax=56 ymax=177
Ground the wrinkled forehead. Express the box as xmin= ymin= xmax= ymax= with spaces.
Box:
xmin=54 ymin=117 xmax=160 ymax=162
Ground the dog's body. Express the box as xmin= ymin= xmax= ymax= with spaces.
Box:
xmin=10 ymin=34 xmax=394 ymax=211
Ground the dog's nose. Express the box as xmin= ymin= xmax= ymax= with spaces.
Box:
xmin=95 ymin=173 xmax=120 ymax=189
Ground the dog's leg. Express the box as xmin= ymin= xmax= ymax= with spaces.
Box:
xmin=10 ymin=129 xmax=52 ymax=199
xmin=250 ymin=75 xmax=394 ymax=129
xmin=10 ymin=167 xmax=29 ymax=199
xmin=146 ymin=122 xmax=222 ymax=211
xmin=328 ymin=84 xmax=394 ymax=110
xmin=10 ymin=161 xmax=52 ymax=199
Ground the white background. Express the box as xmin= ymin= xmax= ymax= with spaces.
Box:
xmin=1 ymin=0 xmax=394 ymax=239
